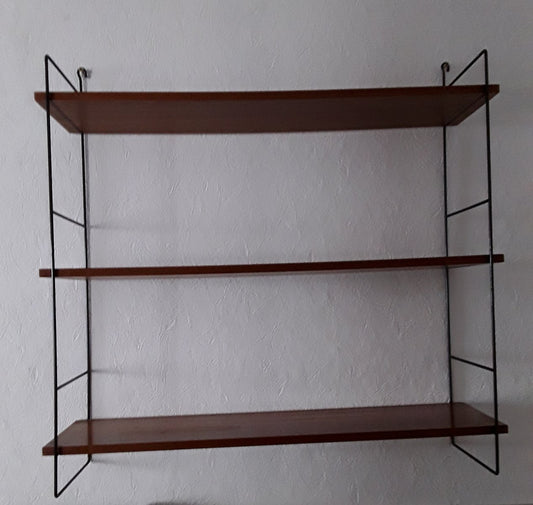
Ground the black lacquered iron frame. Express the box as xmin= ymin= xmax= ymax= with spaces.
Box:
xmin=44 ymin=54 xmax=92 ymax=497
xmin=442 ymin=49 xmax=501 ymax=474
xmin=41 ymin=50 xmax=502 ymax=497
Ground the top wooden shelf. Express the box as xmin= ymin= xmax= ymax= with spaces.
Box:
xmin=34 ymin=85 xmax=499 ymax=134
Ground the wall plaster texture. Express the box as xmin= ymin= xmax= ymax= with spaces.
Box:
xmin=0 ymin=1 xmax=532 ymax=504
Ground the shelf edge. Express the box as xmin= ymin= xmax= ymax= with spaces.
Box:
xmin=39 ymin=254 xmax=505 ymax=279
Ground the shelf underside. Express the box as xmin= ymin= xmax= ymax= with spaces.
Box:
xmin=34 ymin=85 xmax=499 ymax=134
xmin=39 ymin=254 xmax=504 ymax=279
xmin=43 ymin=402 xmax=507 ymax=456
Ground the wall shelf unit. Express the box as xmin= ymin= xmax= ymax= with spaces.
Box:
xmin=37 ymin=50 xmax=506 ymax=497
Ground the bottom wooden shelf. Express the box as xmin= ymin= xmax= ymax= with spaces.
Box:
xmin=43 ymin=402 xmax=507 ymax=456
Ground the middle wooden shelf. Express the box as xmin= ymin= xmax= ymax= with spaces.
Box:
xmin=39 ymin=253 xmax=504 ymax=279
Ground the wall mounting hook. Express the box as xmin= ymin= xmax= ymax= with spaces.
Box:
xmin=77 ymin=67 xmax=90 ymax=78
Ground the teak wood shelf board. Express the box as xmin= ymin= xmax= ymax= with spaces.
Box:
xmin=42 ymin=402 xmax=508 ymax=456
xmin=34 ymin=85 xmax=499 ymax=134
xmin=39 ymin=254 xmax=504 ymax=279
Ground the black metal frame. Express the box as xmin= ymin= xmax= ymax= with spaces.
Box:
xmin=42 ymin=51 xmax=501 ymax=496
xmin=442 ymin=49 xmax=500 ymax=474
xmin=44 ymin=55 xmax=92 ymax=497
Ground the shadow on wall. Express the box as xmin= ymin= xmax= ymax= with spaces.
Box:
xmin=148 ymin=503 xmax=212 ymax=505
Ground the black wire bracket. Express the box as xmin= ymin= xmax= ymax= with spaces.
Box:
xmin=442 ymin=49 xmax=501 ymax=474
xmin=44 ymin=54 xmax=92 ymax=497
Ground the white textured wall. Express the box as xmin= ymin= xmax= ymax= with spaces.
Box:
xmin=1 ymin=1 xmax=532 ymax=504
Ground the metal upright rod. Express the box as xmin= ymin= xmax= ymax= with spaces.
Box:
xmin=482 ymin=49 xmax=500 ymax=475
xmin=441 ymin=61 xmax=455 ymax=443
xmin=44 ymin=53 xmax=61 ymax=499
xmin=77 ymin=67 xmax=92 ymax=461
